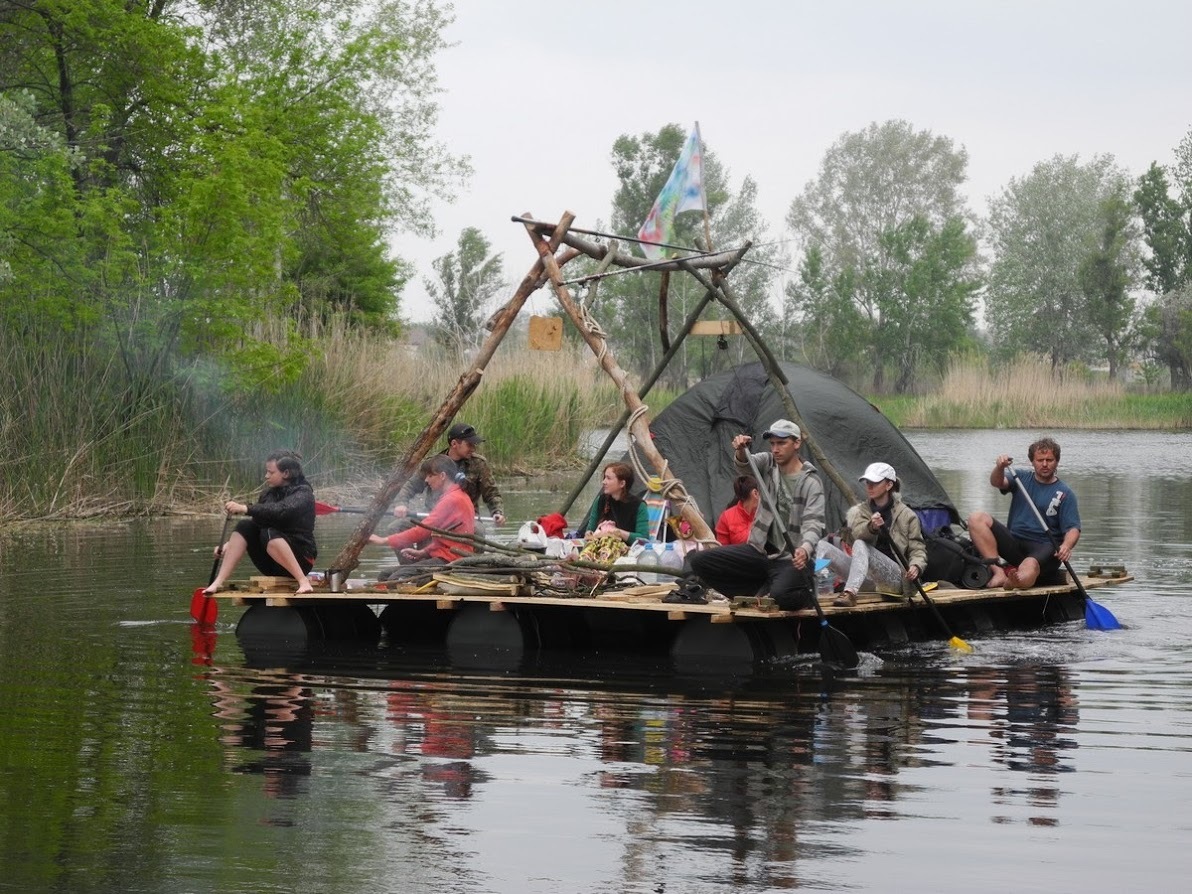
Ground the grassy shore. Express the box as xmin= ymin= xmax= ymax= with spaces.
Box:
xmin=3 ymin=325 xmax=1188 ymax=521
xmin=873 ymin=358 xmax=1192 ymax=430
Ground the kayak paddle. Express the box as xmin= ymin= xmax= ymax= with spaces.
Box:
xmin=190 ymin=514 xmax=229 ymax=625
xmin=881 ymin=529 xmax=973 ymax=653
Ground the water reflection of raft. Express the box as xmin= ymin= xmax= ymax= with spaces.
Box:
xmin=218 ymin=566 xmax=1131 ymax=667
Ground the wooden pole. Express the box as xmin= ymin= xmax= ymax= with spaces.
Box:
xmin=525 ymin=222 xmax=715 ymax=544
xmin=326 ymin=213 xmax=576 ymax=574
xmin=678 ymin=261 xmax=857 ymax=505
xmin=557 ymin=242 xmax=753 ymax=515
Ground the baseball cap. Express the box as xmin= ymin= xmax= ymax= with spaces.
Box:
xmin=447 ymin=422 xmax=484 ymax=444
xmin=859 ymin=462 xmax=897 ymax=483
xmin=762 ymin=419 xmax=801 ymax=440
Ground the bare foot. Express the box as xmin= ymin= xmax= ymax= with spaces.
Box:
xmin=986 ymin=568 xmax=1008 ymax=589
xmin=294 ymin=583 xmax=313 ymax=594
xmin=1004 ymin=565 xmax=1022 ymax=589
xmin=202 ymin=584 xmax=223 ymax=596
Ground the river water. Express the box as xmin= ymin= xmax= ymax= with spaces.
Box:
xmin=1 ymin=430 xmax=1189 ymax=893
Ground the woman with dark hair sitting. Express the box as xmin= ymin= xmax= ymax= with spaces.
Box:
xmin=575 ymin=461 xmax=651 ymax=545
xmin=204 ymin=450 xmax=317 ymax=595
xmin=715 ymin=475 xmax=759 ymax=546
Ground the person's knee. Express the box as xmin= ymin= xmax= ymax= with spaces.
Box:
xmin=967 ymin=511 xmax=992 ymax=529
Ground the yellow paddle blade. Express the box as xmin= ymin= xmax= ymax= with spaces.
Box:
xmin=949 ymin=635 xmax=974 ymax=653
xmin=920 ymin=580 xmax=938 ymax=594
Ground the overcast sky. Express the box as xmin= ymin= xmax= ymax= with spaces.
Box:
xmin=394 ymin=0 xmax=1192 ymax=322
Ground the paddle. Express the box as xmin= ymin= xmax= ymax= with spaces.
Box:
xmin=744 ymin=451 xmax=859 ymax=669
xmin=880 ymin=529 xmax=973 ymax=653
xmin=1005 ymin=467 xmax=1120 ymax=631
xmin=315 ymin=500 xmax=495 ymax=523
xmin=189 ymin=514 xmax=230 ymax=625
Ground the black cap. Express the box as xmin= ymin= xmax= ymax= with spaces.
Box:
xmin=446 ymin=422 xmax=484 ymax=444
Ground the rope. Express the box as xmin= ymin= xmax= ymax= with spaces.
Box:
xmin=623 ymin=404 xmax=716 ymax=549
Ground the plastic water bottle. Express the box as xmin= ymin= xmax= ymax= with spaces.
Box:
xmin=660 ymin=541 xmax=684 ymax=580
xmin=815 ymin=557 xmax=834 ymax=598
xmin=638 ymin=544 xmax=661 ymax=584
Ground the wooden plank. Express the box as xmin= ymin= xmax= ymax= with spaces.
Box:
xmin=690 ymin=319 xmax=742 ymax=336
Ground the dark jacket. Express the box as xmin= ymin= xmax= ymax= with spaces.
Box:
xmin=246 ymin=479 xmax=317 ymax=562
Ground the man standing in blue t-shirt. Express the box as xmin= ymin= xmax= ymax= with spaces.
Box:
xmin=967 ymin=436 xmax=1081 ymax=589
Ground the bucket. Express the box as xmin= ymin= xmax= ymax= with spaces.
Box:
xmin=327 ymin=569 xmax=348 ymax=593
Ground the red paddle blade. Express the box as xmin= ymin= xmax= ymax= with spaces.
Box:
xmin=190 ymin=587 xmax=218 ymax=625
xmin=315 ymin=500 xmax=341 ymax=515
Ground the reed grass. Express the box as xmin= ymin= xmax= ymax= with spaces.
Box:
xmin=877 ymin=357 xmax=1192 ymax=429
xmin=10 ymin=317 xmax=1186 ymax=522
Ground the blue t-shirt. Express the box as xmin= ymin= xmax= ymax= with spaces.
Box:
xmin=1003 ymin=470 xmax=1081 ymax=543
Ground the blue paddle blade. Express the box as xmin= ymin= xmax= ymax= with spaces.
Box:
xmin=1085 ymin=598 xmax=1121 ymax=631
xmin=814 ymin=557 xmax=831 ymax=573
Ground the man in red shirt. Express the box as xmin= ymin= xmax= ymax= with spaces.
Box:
xmin=371 ymin=455 xmax=475 ymax=580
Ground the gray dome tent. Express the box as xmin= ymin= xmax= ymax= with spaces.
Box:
xmin=648 ymin=362 xmax=959 ymax=536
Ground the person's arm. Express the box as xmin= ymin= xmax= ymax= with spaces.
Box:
xmin=797 ymin=475 xmax=826 ymax=557
xmin=715 ymin=508 xmax=735 ymax=545
xmin=903 ymin=510 xmax=928 ymax=577
xmin=628 ymin=501 xmax=652 ymax=544
xmin=575 ymin=496 xmax=597 ymax=538
xmin=990 ymin=454 xmax=1013 ymax=490
xmin=246 ymin=485 xmax=312 ymax=530
xmin=846 ymin=502 xmax=872 ymax=543
xmin=475 ymin=457 xmax=505 ymax=521
xmin=392 ymin=474 xmax=428 ymax=516
xmin=1056 ymin=486 xmax=1081 ymax=561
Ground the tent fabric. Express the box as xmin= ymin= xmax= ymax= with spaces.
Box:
xmin=647 ymin=362 xmax=959 ymax=536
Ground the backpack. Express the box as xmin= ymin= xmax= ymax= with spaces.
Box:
xmin=923 ymin=525 xmax=991 ymax=589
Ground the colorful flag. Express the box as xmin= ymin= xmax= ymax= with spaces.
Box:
xmin=637 ymin=122 xmax=706 ymax=260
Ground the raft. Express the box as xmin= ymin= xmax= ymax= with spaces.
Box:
xmin=213 ymin=566 xmax=1132 ymax=669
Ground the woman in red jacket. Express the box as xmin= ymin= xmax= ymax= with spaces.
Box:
xmin=715 ymin=475 xmax=759 ymax=546
xmin=371 ymin=454 xmax=475 ymax=581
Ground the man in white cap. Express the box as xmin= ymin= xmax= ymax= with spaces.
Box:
xmin=687 ymin=419 xmax=825 ymax=610
xmin=815 ymin=461 xmax=928 ymax=606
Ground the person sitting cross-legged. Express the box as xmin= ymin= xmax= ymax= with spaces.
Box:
xmin=815 ymin=462 xmax=927 ymax=607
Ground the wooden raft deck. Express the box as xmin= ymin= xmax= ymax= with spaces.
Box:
xmin=213 ymin=569 xmax=1132 ymax=623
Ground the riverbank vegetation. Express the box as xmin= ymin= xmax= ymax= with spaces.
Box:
xmin=875 ymin=357 xmax=1192 ymax=430
xmin=4 ymin=3 xmax=1192 ymax=520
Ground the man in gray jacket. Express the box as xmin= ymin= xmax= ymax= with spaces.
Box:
xmin=688 ymin=419 xmax=825 ymax=609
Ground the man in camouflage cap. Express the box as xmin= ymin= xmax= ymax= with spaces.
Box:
xmin=392 ymin=422 xmax=506 ymax=525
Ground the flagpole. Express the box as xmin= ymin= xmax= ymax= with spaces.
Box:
xmin=695 ymin=122 xmax=714 ymax=252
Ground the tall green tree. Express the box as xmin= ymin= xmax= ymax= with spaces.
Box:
xmin=426 ymin=227 xmax=505 ymax=354
xmin=865 ymin=216 xmax=980 ymax=393
xmin=0 ymin=0 xmax=465 ymax=395
xmin=1078 ymin=195 xmax=1139 ymax=380
xmin=985 ymin=154 xmax=1135 ymax=374
xmin=1134 ymin=144 xmax=1192 ymax=389
xmin=785 ymin=119 xmax=977 ymax=390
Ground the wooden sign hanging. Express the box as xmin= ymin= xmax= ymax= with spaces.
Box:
xmin=528 ymin=315 xmax=563 ymax=351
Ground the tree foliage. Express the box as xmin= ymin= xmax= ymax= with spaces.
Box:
xmin=0 ymin=0 xmax=464 ymax=397
xmin=985 ymin=154 xmax=1136 ymax=374
xmin=784 ymin=120 xmax=978 ymax=391
xmin=426 ymin=227 xmax=505 ymax=354
xmin=1134 ymin=140 xmax=1192 ymax=389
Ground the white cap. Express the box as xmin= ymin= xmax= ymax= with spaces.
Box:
xmin=762 ymin=419 xmax=801 ymax=440
xmin=859 ymin=462 xmax=897 ymax=483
